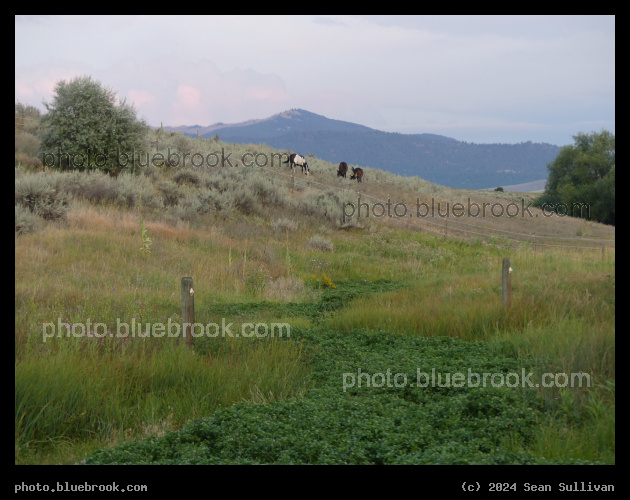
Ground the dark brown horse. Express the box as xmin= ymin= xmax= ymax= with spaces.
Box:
xmin=337 ymin=162 xmax=348 ymax=178
xmin=350 ymin=167 xmax=363 ymax=183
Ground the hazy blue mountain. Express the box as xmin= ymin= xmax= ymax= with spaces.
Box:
xmin=165 ymin=109 xmax=559 ymax=189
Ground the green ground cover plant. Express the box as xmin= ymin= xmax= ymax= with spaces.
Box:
xmin=81 ymin=328 xmax=610 ymax=465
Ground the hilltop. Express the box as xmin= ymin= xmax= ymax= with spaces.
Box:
xmin=165 ymin=109 xmax=560 ymax=190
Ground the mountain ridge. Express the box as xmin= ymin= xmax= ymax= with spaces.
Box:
xmin=163 ymin=109 xmax=559 ymax=190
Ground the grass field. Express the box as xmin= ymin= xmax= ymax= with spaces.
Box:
xmin=15 ymin=141 xmax=615 ymax=465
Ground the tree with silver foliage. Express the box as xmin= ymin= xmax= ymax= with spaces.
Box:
xmin=39 ymin=75 xmax=149 ymax=173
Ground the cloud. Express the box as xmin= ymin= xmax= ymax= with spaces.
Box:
xmin=15 ymin=62 xmax=95 ymax=107
xmin=124 ymin=58 xmax=295 ymax=126
xmin=174 ymin=85 xmax=201 ymax=109
xmin=127 ymin=89 xmax=156 ymax=108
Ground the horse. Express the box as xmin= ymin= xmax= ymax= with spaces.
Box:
xmin=350 ymin=167 xmax=363 ymax=183
xmin=337 ymin=162 xmax=348 ymax=178
xmin=283 ymin=153 xmax=309 ymax=176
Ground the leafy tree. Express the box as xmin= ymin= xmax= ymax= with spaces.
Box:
xmin=15 ymin=101 xmax=44 ymax=159
xmin=15 ymin=101 xmax=43 ymax=136
xmin=535 ymin=130 xmax=615 ymax=225
xmin=39 ymin=75 xmax=149 ymax=173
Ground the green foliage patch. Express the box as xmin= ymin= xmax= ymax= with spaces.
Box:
xmin=82 ymin=329 xmax=605 ymax=465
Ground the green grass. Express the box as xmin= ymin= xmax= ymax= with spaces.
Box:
xmin=16 ymin=328 xmax=310 ymax=464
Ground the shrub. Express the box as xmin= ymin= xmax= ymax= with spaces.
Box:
xmin=213 ymin=170 xmax=243 ymax=193
xmin=15 ymin=171 xmax=71 ymax=221
xmin=172 ymin=134 xmax=194 ymax=157
xmin=264 ymin=276 xmax=309 ymax=301
xmin=115 ymin=172 xmax=164 ymax=210
xmin=244 ymin=174 xmax=288 ymax=208
xmin=15 ymin=133 xmax=41 ymax=159
xmin=141 ymin=165 xmax=161 ymax=180
xmin=211 ymin=189 xmax=236 ymax=216
xmin=172 ymin=169 xmax=201 ymax=186
xmin=15 ymin=152 xmax=43 ymax=171
xmin=156 ymin=180 xmax=183 ymax=207
xmin=231 ymin=185 xmax=262 ymax=216
xmin=170 ymin=190 xmax=206 ymax=221
xmin=15 ymin=203 xmax=43 ymax=234
xmin=68 ymin=171 xmax=119 ymax=204
xmin=299 ymin=190 xmax=360 ymax=227
xmin=271 ymin=218 xmax=298 ymax=233
xmin=307 ymin=235 xmax=334 ymax=253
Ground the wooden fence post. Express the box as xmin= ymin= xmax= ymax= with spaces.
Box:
xmin=502 ymin=258 xmax=512 ymax=307
xmin=181 ymin=277 xmax=195 ymax=346
xmin=533 ymin=233 xmax=536 ymax=254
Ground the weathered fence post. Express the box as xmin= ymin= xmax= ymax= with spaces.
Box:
xmin=502 ymin=258 xmax=512 ymax=307
xmin=532 ymin=233 xmax=536 ymax=254
xmin=181 ymin=277 xmax=195 ymax=346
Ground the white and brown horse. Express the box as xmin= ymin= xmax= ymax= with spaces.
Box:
xmin=283 ymin=153 xmax=310 ymax=176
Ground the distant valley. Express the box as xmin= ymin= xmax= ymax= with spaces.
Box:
xmin=164 ymin=109 xmax=560 ymax=190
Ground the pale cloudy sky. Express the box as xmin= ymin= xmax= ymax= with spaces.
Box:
xmin=15 ymin=15 xmax=615 ymax=146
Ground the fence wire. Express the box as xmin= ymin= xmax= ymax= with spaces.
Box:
xmin=262 ymin=165 xmax=614 ymax=252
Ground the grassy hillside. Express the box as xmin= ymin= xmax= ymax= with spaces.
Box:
xmin=15 ymin=133 xmax=614 ymax=466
